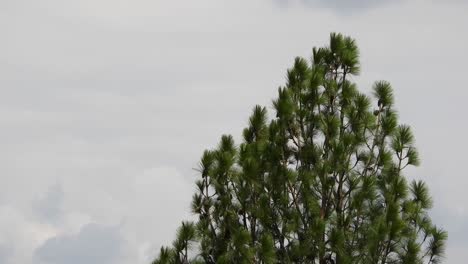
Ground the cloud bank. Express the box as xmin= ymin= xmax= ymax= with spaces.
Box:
xmin=1 ymin=0 xmax=467 ymax=263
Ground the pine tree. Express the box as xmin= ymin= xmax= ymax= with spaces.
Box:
xmin=152 ymin=33 xmax=447 ymax=264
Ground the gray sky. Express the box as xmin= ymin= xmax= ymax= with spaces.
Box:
xmin=1 ymin=0 xmax=467 ymax=263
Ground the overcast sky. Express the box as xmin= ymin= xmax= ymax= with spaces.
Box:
xmin=1 ymin=0 xmax=467 ymax=263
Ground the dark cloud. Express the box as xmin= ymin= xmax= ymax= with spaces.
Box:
xmin=34 ymin=223 xmax=126 ymax=264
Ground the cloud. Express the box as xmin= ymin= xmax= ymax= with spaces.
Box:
xmin=30 ymin=167 xmax=194 ymax=264
xmin=274 ymin=0 xmax=402 ymax=12
xmin=1 ymin=0 xmax=468 ymax=263
xmin=117 ymin=166 xmax=195 ymax=263
xmin=0 ymin=205 xmax=56 ymax=264
xmin=0 ymin=242 xmax=12 ymax=264
xmin=33 ymin=183 xmax=64 ymax=224
xmin=34 ymin=223 xmax=127 ymax=264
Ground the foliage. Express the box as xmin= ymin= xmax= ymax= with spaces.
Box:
xmin=152 ymin=33 xmax=447 ymax=264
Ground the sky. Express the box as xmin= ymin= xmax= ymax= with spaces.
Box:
xmin=1 ymin=0 xmax=467 ymax=263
